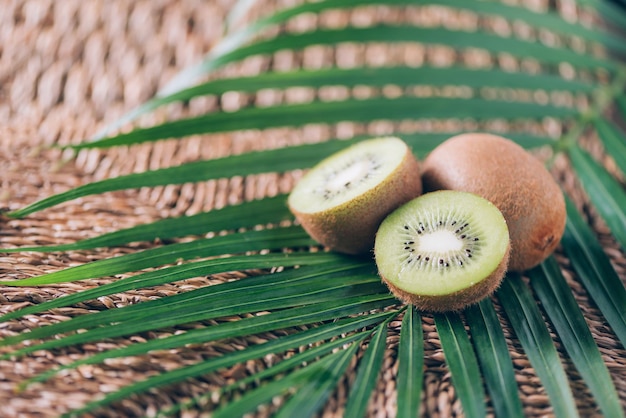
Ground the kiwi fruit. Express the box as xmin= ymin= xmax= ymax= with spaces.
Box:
xmin=421 ymin=133 xmax=566 ymax=272
xmin=374 ymin=190 xmax=510 ymax=312
xmin=287 ymin=136 xmax=422 ymax=255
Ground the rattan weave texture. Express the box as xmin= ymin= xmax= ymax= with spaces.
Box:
xmin=1 ymin=1 xmax=625 ymax=417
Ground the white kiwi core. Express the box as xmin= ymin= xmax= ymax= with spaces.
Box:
xmin=325 ymin=159 xmax=372 ymax=194
xmin=418 ymin=230 xmax=463 ymax=253
xmin=288 ymin=137 xmax=408 ymax=213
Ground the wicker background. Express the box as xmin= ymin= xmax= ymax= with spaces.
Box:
xmin=1 ymin=0 xmax=625 ymax=417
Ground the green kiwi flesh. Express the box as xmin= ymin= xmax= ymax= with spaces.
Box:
xmin=288 ymin=137 xmax=422 ymax=254
xmin=375 ymin=190 xmax=510 ymax=312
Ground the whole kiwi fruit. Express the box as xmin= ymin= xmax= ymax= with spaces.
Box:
xmin=288 ymin=136 xmax=422 ymax=255
xmin=421 ymin=133 xmax=566 ymax=271
xmin=374 ymin=190 xmax=510 ymax=312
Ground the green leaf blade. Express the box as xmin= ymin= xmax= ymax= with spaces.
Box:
xmin=7 ymin=195 xmax=290 ymax=246
xmin=344 ymin=321 xmax=390 ymax=418
xmin=215 ymin=26 xmax=617 ymax=78
xmin=4 ymin=291 xmax=396 ymax=362
xmin=594 ymin=118 xmax=626 ymax=179
xmin=430 ymin=0 xmax=626 ymax=55
xmin=66 ymin=96 xmax=576 ymax=151
xmin=9 ymin=131 xmax=554 ymax=219
xmin=0 ymin=250 xmax=347 ymax=326
xmin=29 ymin=311 xmax=390 ymax=392
xmin=94 ymin=66 xmax=595 ymax=117
xmin=0 ymin=259 xmax=374 ymax=349
xmin=578 ymin=0 xmax=626 ymax=33
xmin=396 ymin=305 xmax=424 ymax=418
xmin=434 ymin=312 xmax=487 ymax=418
xmin=618 ymin=95 xmax=626 ymax=119
xmin=212 ymin=311 xmax=394 ymax=404
xmin=0 ymin=226 xmax=313 ymax=287
xmin=65 ymin=330 xmax=362 ymax=417
xmin=275 ymin=342 xmax=358 ymax=418
xmin=498 ymin=275 xmax=579 ymax=418
xmin=530 ymin=257 xmax=625 ymax=418
xmin=465 ymin=299 xmax=524 ymax=418
xmin=89 ymin=0 xmax=620 ymax=137
xmin=561 ymin=197 xmax=626 ymax=349
xmin=568 ymin=144 xmax=626 ymax=251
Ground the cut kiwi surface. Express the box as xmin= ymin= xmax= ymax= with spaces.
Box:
xmin=374 ymin=190 xmax=510 ymax=312
xmin=288 ymin=136 xmax=422 ymax=254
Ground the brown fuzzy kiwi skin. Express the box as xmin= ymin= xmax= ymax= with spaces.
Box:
xmin=421 ymin=133 xmax=566 ymax=272
xmin=381 ymin=242 xmax=510 ymax=312
xmin=290 ymin=149 xmax=422 ymax=255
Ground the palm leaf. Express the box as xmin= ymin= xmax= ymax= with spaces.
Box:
xmin=272 ymin=341 xmax=359 ymax=418
xmin=465 ymin=299 xmax=524 ymax=418
xmin=80 ymin=66 xmax=594 ymax=123
xmin=211 ymin=342 xmax=361 ymax=418
xmin=579 ymin=0 xmax=626 ymax=28
xmin=0 ymin=227 xmax=314 ymax=287
xmin=65 ymin=316 xmax=376 ymax=418
xmin=0 ymin=259 xmax=377 ymax=350
xmin=89 ymin=0 xmax=621 ymax=138
xmin=3 ymin=286 xmax=393 ymax=361
xmin=58 ymin=96 xmax=575 ymax=151
xmin=159 ymin=321 xmax=371 ymax=417
xmin=13 ymin=293 xmax=398 ymax=417
xmin=4 ymin=195 xmax=291 ymax=251
xmin=529 ymin=257 xmax=625 ymax=418
xmin=434 ymin=312 xmax=487 ymax=418
xmin=344 ymin=319 xmax=392 ymax=418
xmin=568 ymin=143 xmax=626 ymax=250
xmin=618 ymin=95 xmax=626 ymax=116
xmin=2 ymin=0 xmax=626 ymax=417
xmin=561 ymin=196 xmax=626 ymax=347
xmin=0 ymin=249 xmax=344 ymax=325
xmin=396 ymin=305 xmax=424 ymax=418
xmin=594 ymin=117 xmax=626 ymax=178
xmin=28 ymin=311 xmax=391 ymax=395
xmin=498 ymin=274 xmax=579 ymax=418
xmin=8 ymin=132 xmax=552 ymax=219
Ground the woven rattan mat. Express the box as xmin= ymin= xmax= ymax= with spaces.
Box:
xmin=1 ymin=1 xmax=625 ymax=417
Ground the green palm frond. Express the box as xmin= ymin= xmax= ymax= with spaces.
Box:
xmin=465 ymin=300 xmax=524 ymax=418
xmin=568 ymin=144 xmax=626 ymax=249
xmin=594 ymin=118 xmax=626 ymax=176
xmin=396 ymin=305 xmax=424 ymax=418
xmin=498 ymin=274 xmax=579 ymax=417
xmin=562 ymin=196 xmax=626 ymax=347
xmin=530 ymin=257 xmax=623 ymax=417
xmin=434 ymin=311 xmax=487 ymax=418
xmin=2 ymin=0 xmax=626 ymax=417
xmin=344 ymin=319 xmax=392 ymax=418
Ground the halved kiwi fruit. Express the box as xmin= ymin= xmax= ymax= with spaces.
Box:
xmin=374 ymin=190 xmax=510 ymax=312
xmin=288 ymin=137 xmax=422 ymax=255
xmin=421 ymin=133 xmax=566 ymax=271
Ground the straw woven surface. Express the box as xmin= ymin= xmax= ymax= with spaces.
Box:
xmin=1 ymin=1 xmax=625 ymax=417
